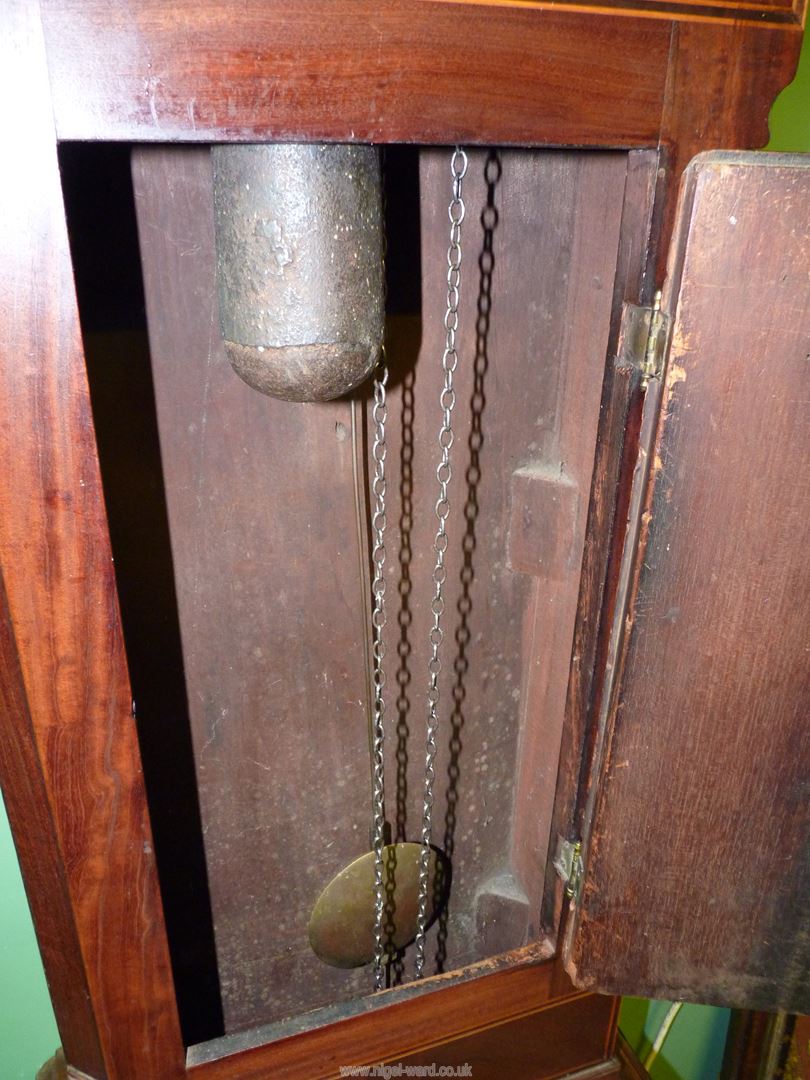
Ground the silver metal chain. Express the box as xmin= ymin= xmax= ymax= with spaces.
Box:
xmin=370 ymin=355 xmax=389 ymax=991
xmin=414 ymin=146 xmax=467 ymax=979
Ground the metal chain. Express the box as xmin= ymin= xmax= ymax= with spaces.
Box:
xmin=414 ymin=146 xmax=467 ymax=979
xmin=370 ymin=354 xmax=389 ymax=991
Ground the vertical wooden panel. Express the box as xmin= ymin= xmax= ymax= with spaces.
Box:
xmin=0 ymin=2 xmax=184 ymax=1077
xmin=569 ymin=152 xmax=810 ymax=1013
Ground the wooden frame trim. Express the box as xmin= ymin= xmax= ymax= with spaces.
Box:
xmin=0 ymin=2 xmax=185 ymax=1076
xmin=40 ymin=3 xmax=803 ymax=148
xmin=187 ymin=957 xmax=563 ymax=1078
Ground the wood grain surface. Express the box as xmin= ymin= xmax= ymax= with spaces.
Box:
xmin=0 ymin=572 xmax=103 ymax=1075
xmin=133 ymin=145 xmax=376 ymax=1033
xmin=38 ymin=0 xmax=803 ymax=162
xmin=0 ymin=1 xmax=183 ymax=1076
xmin=40 ymin=1 xmax=668 ymax=145
xmin=569 ymin=152 xmax=810 ymax=1012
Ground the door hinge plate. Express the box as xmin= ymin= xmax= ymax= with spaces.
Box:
xmin=553 ymin=836 xmax=584 ymax=902
xmin=617 ymin=291 xmax=671 ymax=386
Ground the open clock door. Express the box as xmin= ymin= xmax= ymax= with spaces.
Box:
xmin=566 ymin=151 xmax=810 ymax=1012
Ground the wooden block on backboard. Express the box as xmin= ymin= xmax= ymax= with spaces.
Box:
xmin=475 ymin=872 xmax=531 ymax=956
xmin=507 ymin=465 xmax=579 ymax=581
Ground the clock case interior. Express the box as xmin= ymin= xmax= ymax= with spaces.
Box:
xmin=63 ymin=140 xmax=658 ymax=1049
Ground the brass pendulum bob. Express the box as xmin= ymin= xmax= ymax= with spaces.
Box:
xmin=307 ymin=843 xmax=440 ymax=970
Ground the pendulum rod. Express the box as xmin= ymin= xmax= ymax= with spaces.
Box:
xmin=414 ymin=147 xmax=468 ymax=979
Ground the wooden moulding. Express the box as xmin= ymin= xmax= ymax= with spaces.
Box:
xmin=542 ymin=147 xmax=659 ymax=933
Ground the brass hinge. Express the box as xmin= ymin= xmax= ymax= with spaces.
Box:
xmin=553 ymin=836 xmax=584 ymax=902
xmin=617 ymin=290 xmax=671 ymax=387
xmin=641 ymin=290 xmax=669 ymax=385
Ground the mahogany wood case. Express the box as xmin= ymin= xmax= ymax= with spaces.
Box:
xmin=0 ymin=2 xmax=807 ymax=1079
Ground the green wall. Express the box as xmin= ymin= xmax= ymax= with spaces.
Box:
xmin=768 ymin=26 xmax=810 ymax=151
xmin=1 ymin=27 xmax=808 ymax=1080
xmin=0 ymin=793 xmax=60 ymax=1078
xmin=620 ymin=999 xmax=730 ymax=1080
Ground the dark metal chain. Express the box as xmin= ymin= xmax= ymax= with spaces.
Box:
xmin=414 ymin=146 xmax=467 ymax=979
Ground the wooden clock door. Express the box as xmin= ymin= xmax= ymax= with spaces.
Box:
xmin=564 ymin=151 xmax=810 ymax=1015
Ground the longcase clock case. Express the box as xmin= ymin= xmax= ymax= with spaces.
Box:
xmin=0 ymin=2 xmax=807 ymax=1079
